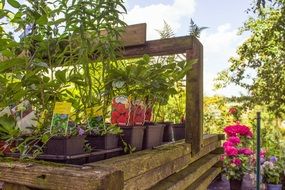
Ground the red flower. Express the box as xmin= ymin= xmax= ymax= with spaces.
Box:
xmin=111 ymin=111 xmax=120 ymax=123
xmin=225 ymin=146 xmax=238 ymax=157
xmin=229 ymin=107 xmax=237 ymax=114
xmin=232 ymin=158 xmax=242 ymax=166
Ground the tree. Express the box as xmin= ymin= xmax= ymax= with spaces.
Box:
xmin=215 ymin=0 xmax=285 ymax=115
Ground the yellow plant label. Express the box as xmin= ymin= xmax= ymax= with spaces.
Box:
xmin=53 ymin=102 xmax=72 ymax=114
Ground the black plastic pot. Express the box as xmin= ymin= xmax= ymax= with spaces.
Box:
xmin=158 ymin=122 xmax=174 ymax=142
xmin=143 ymin=123 xmax=165 ymax=149
xmin=120 ymin=126 xmax=145 ymax=151
xmin=45 ymin=135 xmax=86 ymax=156
xmin=171 ymin=123 xmax=185 ymax=141
xmin=86 ymin=134 xmax=119 ymax=150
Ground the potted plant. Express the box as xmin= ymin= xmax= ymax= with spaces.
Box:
xmin=44 ymin=123 xmax=86 ymax=156
xmin=111 ymin=96 xmax=146 ymax=151
xmin=86 ymin=114 xmax=122 ymax=150
xmin=261 ymin=156 xmax=284 ymax=190
xmin=42 ymin=102 xmax=86 ymax=156
xmin=108 ymin=59 xmax=151 ymax=151
xmin=222 ymin=122 xmax=254 ymax=190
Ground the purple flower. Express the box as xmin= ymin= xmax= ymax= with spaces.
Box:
xmin=78 ymin=127 xmax=85 ymax=136
xmin=260 ymin=157 xmax=265 ymax=164
xmin=19 ymin=24 xmax=33 ymax=39
xmin=269 ymin=156 xmax=278 ymax=163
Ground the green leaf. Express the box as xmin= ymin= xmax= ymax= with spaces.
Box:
xmin=41 ymin=134 xmax=50 ymax=144
xmin=55 ymin=70 xmax=67 ymax=83
xmin=36 ymin=15 xmax=48 ymax=25
xmin=1 ymin=49 xmax=13 ymax=57
xmin=7 ymin=0 xmax=20 ymax=8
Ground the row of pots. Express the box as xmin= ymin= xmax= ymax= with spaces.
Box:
xmin=0 ymin=122 xmax=185 ymax=165
xmin=44 ymin=122 xmax=185 ymax=156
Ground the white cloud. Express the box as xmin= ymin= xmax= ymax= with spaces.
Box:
xmin=200 ymin=23 xmax=247 ymax=96
xmin=124 ymin=0 xmax=196 ymax=40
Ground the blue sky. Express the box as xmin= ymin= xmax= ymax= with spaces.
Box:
xmin=124 ymin=0 xmax=252 ymax=96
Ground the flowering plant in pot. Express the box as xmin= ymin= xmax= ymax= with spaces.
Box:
xmin=261 ymin=156 xmax=284 ymax=190
xmin=222 ymin=122 xmax=254 ymax=190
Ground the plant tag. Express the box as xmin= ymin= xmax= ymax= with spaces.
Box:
xmin=50 ymin=102 xmax=72 ymax=135
xmin=132 ymin=100 xmax=146 ymax=125
xmin=53 ymin=102 xmax=72 ymax=114
xmin=111 ymin=96 xmax=132 ymax=126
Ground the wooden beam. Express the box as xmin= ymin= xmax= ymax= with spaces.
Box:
xmin=99 ymin=23 xmax=146 ymax=47
xmin=148 ymin=154 xmax=220 ymax=190
xmin=87 ymin=135 xmax=220 ymax=183
xmin=122 ymin=141 xmax=221 ymax=190
xmin=121 ymin=23 xmax=146 ymax=47
xmin=186 ymin=167 xmax=221 ymax=190
xmin=3 ymin=183 xmax=32 ymax=190
xmin=0 ymin=158 xmax=123 ymax=190
xmin=87 ymin=141 xmax=192 ymax=181
xmin=185 ymin=37 xmax=203 ymax=155
xmin=121 ymin=36 xmax=193 ymax=58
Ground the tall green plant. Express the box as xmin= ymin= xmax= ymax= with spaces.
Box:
xmin=0 ymin=0 xmax=127 ymax=125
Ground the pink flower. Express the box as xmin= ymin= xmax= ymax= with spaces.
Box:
xmin=232 ymin=158 xmax=242 ymax=166
xmin=228 ymin=136 xmax=240 ymax=145
xmin=224 ymin=123 xmax=253 ymax=138
xmin=260 ymin=149 xmax=266 ymax=158
xmin=238 ymin=125 xmax=251 ymax=136
xmin=246 ymin=130 xmax=253 ymax=138
xmin=239 ymin=148 xmax=253 ymax=155
xmin=224 ymin=125 xmax=237 ymax=137
xmin=225 ymin=146 xmax=238 ymax=157
xmin=223 ymin=141 xmax=234 ymax=148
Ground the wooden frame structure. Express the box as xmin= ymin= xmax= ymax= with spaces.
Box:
xmin=120 ymin=23 xmax=204 ymax=154
xmin=0 ymin=23 xmax=223 ymax=190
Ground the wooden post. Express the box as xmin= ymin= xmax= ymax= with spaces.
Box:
xmin=185 ymin=38 xmax=203 ymax=155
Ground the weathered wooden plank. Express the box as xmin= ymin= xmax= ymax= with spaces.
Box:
xmin=121 ymin=23 xmax=146 ymax=47
xmin=121 ymin=36 xmax=193 ymax=58
xmin=3 ymin=183 xmax=32 ymax=190
xmin=123 ymin=141 xmax=221 ymax=190
xmin=202 ymin=135 xmax=219 ymax=147
xmin=88 ymin=135 xmax=220 ymax=182
xmin=211 ymin=147 xmax=224 ymax=154
xmin=148 ymin=154 xmax=220 ymax=190
xmin=87 ymin=141 xmax=192 ymax=181
xmin=0 ymin=158 xmax=123 ymax=190
xmin=185 ymin=38 xmax=203 ymax=155
xmin=99 ymin=23 xmax=146 ymax=47
xmin=186 ymin=167 xmax=221 ymax=190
